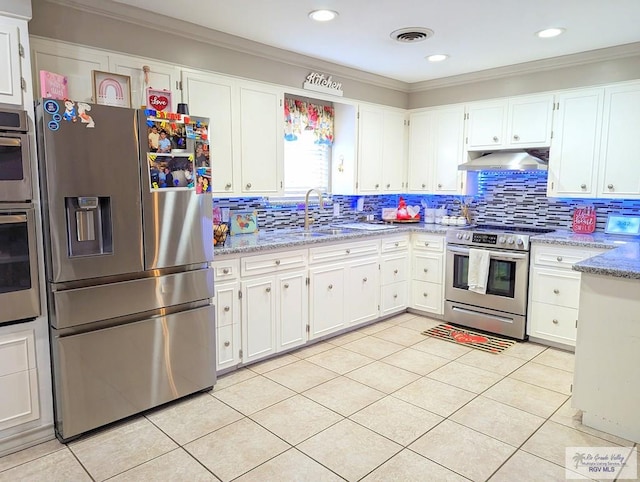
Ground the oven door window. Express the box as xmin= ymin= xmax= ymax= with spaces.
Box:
xmin=452 ymin=253 xmax=516 ymax=298
xmin=0 ymin=220 xmax=32 ymax=293
xmin=0 ymin=138 xmax=25 ymax=182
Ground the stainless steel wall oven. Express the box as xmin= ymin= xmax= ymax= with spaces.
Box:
xmin=0 ymin=106 xmax=32 ymax=202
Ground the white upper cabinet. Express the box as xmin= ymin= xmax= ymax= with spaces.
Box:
xmin=238 ymin=82 xmax=284 ymax=195
xmin=30 ymin=37 xmax=109 ymax=102
xmin=0 ymin=18 xmax=23 ymax=105
xmin=547 ymin=88 xmax=604 ymax=198
xmin=597 ymin=81 xmax=640 ymax=198
xmin=408 ymin=105 xmax=465 ymax=194
xmin=357 ymin=105 xmax=384 ymax=193
xmin=381 ymin=109 xmax=407 ymax=192
xmin=182 ymin=70 xmax=237 ymax=195
xmin=109 ymin=54 xmax=181 ymax=111
xmin=465 ymin=94 xmax=554 ymax=150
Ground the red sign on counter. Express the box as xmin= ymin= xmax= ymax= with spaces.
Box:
xmin=572 ymin=205 xmax=596 ymax=233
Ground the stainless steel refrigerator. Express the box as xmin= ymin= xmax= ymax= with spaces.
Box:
xmin=36 ymin=100 xmax=215 ymax=442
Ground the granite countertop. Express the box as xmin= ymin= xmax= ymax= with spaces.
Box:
xmin=214 ymin=223 xmax=453 ymax=256
xmin=532 ymin=229 xmax=640 ymax=279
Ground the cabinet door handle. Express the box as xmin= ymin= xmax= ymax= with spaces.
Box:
xmin=553 ymin=289 xmax=560 ymax=294
xmin=513 ymin=134 xmax=520 ymax=141
xmin=423 ymin=268 xmax=428 ymax=273
xmin=552 ymin=319 xmax=559 ymax=325
xmin=393 ymin=294 xmax=398 ymax=299
xmin=225 ymin=183 xmax=232 ymax=189
xmin=246 ymin=182 xmax=252 ymax=189
xmin=328 ymin=284 xmax=333 ymax=290
xmin=556 ymin=256 xmax=563 ymax=262
xmin=275 ymin=260 xmax=281 ymax=265
xmin=437 ymin=183 xmax=442 ymax=188
xmin=222 ymin=268 xmax=230 ymax=274
xmin=375 ymin=183 xmax=379 ymax=188
xmin=386 ymin=183 xmax=390 ymax=188
xmin=284 ymin=283 xmax=289 ymax=289
xmin=265 ymin=287 xmax=271 ymax=293
xmin=423 ymin=292 xmax=428 ymax=297
xmin=394 ymin=269 xmax=398 ymax=274
xmin=493 ymin=136 xmax=499 ymax=142
xmin=608 ymin=184 xmax=614 ymax=190
xmin=224 ymin=341 xmax=230 ymax=347
xmin=362 ymin=277 xmax=367 ymax=282
xmin=421 ymin=183 xmax=426 ymax=188
xmin=424 ymin=242 xmax=429 ymax=246
xmin=394 ymin=242 xmax=399 ymax=247
xmin=224 ymin=306 xmax=230 ymax=312
xmin=345 ymin=249 xmax=351 ymax=254
xmin=580 ymin=184 xmax=587 ymax=189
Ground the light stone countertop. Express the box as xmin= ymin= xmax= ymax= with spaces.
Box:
xmin=532 ymin=229 xmax=640 ymax=279
xmin=213 ymin=223 xmax=452 ymax=256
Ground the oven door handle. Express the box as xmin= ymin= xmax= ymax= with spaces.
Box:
xmin=0 ymin=214 xmax=27 ymax=224
xmin=0 ymin=137 xmax=22 ymax=147
xmin=446 ymin=245 xmax=528 ymax=261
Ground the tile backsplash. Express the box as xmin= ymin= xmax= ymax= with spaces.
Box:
xmin=214 ymin=171 xmax=640 ymax=232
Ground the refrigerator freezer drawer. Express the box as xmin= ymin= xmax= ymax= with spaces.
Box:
xmin=51 ymin=267 xmax=214 ymax=329
xmin=52 ymin=304 xmax=215 ymax=441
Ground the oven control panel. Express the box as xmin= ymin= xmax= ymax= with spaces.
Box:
xmin=446 ymin=229 xmax=529 ymax=250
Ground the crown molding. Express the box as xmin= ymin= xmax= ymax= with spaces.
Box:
xmin=42 ymin=0 xmax=409 ymax=93
xmin=408 ymin=42 xmax=640 ymax=92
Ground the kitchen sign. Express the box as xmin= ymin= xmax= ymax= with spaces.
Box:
xmin=303 ymin=72 xmax=344 ymax=97
xmin=572 ymin=205 xmax=596 ymax=233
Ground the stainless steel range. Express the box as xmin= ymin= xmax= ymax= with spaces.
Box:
xmin=445 ymin=225 xmax=554 ymax=340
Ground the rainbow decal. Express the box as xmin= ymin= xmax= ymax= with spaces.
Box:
xmin=97 ymin=78 xmax=125 ymax=102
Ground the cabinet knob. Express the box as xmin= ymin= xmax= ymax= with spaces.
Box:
xmin=224 ymin=341 xmax=230 ymax=347
xmin=437 ymin=183 xmax=442 ymax=188
xmin=363 ymin=277 xmax=367 ymax=282
xmin=394 ymin=269 xmax=398 ymax=274
xmin=580 ymin=184 xmax=587 ymax=189
xmin=424 ymin=242 xmax=429 ymax=246
xmin=328 ymin=284 xmax=333 ymax=290
xmin=224 ymin=306 xmax=230 ymax=312
xmin=265 ymin=287 xmax=271 ymax=293
xmin=394 ymin=242 xmax=399 ymax=247
xmin=557 ymin=256 xmax=563 ymax=262
xmin=423 ymin=268 xmax=428 ymax=273
xmin=222 ymin=268 xmax=230 ymax=274
xmin=225 ymin=183 xmax=232 ymax=189
xmin=284 ymin=283 xmax=289 ymax=289
xmin=246 ymin=182 xmax=252 ymax=189
xmin=423 ymin=292 xmax=428 ymax=297
xmin=346 ymin=249 xmax=351 ymax=254
xmin=393 ymin=294 xmax=398 ymax=299
xmin=513 ymin=134 xmax=520 ymax=141
xmin=420 ymin=183 xmax=425 ymax=188
xmin=553 ymin=289 xmax=560 ymax=294
xmin=608 ymin=184 xmax=614 ymax=190
xmin=386 ymin=183 xmax=390 ymax=188
xmin=493 ymin=136 xmax=499 ymax=142
xmin=552 ymin=319 xmax=559 ymax=325
xmin=275 ymin=260 xmax=281 ymax=265
xmin=375 ymin=183 xmax=379 ymax=188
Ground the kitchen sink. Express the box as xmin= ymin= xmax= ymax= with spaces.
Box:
xmin=315 ymin=227 xmax=357 ymax=235
xmin=287 ymin=231 xmax=330 ymax=238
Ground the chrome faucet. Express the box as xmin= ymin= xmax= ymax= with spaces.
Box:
xmin=304 ymin=188 xmax=325 ymax=231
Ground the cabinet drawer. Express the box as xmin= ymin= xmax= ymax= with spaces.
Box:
xmin=381 ymin=235 xmax=410 ymax=253
xmin=381 ymin=255 xmax=409 ymax=284
xmin=413 ymin=254 xmax=442 ymax=284
xmin=216 ymin=324 xmax=240 ymax=371
xmin=212 ymin=258 xmax=240 ymax=281
xmin=532 ymin=246 xmax=604 ymax=269
xmin=381 ymin=281 xmax=408 ymax=315
xmin=529 ymin=302 xmax=578 ymax=346
xmin=412 ymin=234 xmax=444 ymax=252
xmin=241 ymin=249 xmax=307 ymax=277
xmin=531 ymin=268 xmax=581 ymax=308
xmin=411 ymin=280 xmax=443 ymax=314
xmin=309 ymin=240 xmax=380 ymax=265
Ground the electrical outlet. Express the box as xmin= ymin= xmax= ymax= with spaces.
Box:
xmin=333 ymin=202 xmax=340 ymax=217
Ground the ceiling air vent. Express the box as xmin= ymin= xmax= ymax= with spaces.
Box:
xmin=390 ymin=27 xmax=434 ymax=43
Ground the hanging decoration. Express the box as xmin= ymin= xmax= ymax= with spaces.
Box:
xmin=284 ymin=98 xmax=334 ymax=146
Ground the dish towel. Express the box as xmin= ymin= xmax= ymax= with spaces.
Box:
xmin=468 ymin=248 xmax=491 ymax=294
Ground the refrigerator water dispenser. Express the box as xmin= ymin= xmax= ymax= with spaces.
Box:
xmin=65 ymin=196 xmax=113 ymax=257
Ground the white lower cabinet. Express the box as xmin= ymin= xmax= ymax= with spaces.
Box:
xmin=527 ymin=244 xmax=606 ymax=347
xmin=0 ymin=329 xmax=39 ymax=431
xmin=241 ymin=276 xmax=277 ymax=363
xmin=277 ymin=270 xmax=308 ymax=351
xmin=410 ymin=233 xmax=445 ymax=315
xmin=380 ymin=236 xmax=409 ymax=316
xmin=346 ymin=257 xmax=380 ymax=324
xmin=309 ymin=264 xmax=346 ymax=339
xmin=212 ymin=259 xmax=242 ymax=371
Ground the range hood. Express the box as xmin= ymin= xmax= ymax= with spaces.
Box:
xmin=458 ymin=151 xmax=548 ymax=171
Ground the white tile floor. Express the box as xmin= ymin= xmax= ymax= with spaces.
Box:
xmin=1 ymin=313 xmax=637 ymax=481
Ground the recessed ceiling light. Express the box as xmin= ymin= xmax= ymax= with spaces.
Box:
xmin=536 ymin=27 xmax=565 ymax=38
xmin=427 ymin=54 xmax=449 ymax=62
xmin=309 ymin=9 xmax=338 ymax=22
